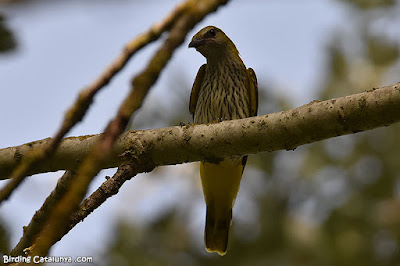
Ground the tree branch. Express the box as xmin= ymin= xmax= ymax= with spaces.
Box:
xmin=60 ymin=159 xmax=155 ymax=252
xmin=21 ymin=0 xmax=230 ymax=257
xmin=1 ymin=82 xmax=399 ymax=180
xmin=0 ymin=0 xmax=190 ymax=202
xmin=21 ymin=82 xmax=400 ymax=248
xmin=10 ymin=171 xmax=76 ymax=256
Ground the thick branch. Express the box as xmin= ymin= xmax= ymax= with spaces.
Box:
xmin=1 ymin=82 xmax=399 ymax=180
xmin=14 ymin=82 xmax=400 ymax=247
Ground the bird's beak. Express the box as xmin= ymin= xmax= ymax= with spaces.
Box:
xmin=188 ymin=38 xmax=205 ymax=48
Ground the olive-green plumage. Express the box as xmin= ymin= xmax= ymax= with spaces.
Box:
xmin=189 ymin=26 xmax=258 ymax=255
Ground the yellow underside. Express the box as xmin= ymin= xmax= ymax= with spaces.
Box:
xmin=200 ymin=159 xmax=243 ymax=210
xmin=200 ymin=158 xmax=244 ymax=255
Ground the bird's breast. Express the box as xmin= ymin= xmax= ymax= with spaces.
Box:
xmin=194 ymin=65 xmax=250 ymax=124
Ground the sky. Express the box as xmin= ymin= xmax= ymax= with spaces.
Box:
xmin=0 ymin=0 xmax=352 ymax=263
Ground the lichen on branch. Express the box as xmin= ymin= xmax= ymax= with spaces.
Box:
xmin=1 ymin=82 xmax=399 ymax=181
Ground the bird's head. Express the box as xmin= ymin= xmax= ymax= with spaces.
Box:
xmin=188 ymin=26 xmax=239 ymax=59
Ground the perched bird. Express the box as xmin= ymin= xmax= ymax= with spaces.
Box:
xmin=188 ymin=26 xmax=258 ymax=255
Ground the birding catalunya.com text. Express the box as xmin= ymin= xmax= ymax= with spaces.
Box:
xmin=2 ymin=255 xmax=94 ymax=264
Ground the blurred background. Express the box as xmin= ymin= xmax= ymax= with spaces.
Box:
xmin=1 ymin=0 xmax=400 ymax=265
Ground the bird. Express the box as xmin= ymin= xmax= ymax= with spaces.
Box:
xmin=188 ymin=26 xmax=258 ymax=256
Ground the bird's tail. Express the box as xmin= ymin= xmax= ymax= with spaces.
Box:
xmin=204 ymin=206 xmax=232 ymax=256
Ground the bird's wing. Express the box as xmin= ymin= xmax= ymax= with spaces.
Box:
xmin=189 ymin=64 xmax=206 ymax=117
xmin=247 ymin=68 xmax=258 ymax=116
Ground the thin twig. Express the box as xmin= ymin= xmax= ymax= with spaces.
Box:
xmin=0 ymin=0 xmax=186 ymax=203
xmin=66 ymin=157 xmax=155 ymax=244
xmin=10 ymin=171 xmax=76 ymax=256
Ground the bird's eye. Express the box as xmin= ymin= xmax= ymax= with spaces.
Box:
xmin=209 ymin=28 xmax=216 ymax=37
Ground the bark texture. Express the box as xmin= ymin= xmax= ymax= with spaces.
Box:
xmin=1 ymin=82 xmax=399 ymax=180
